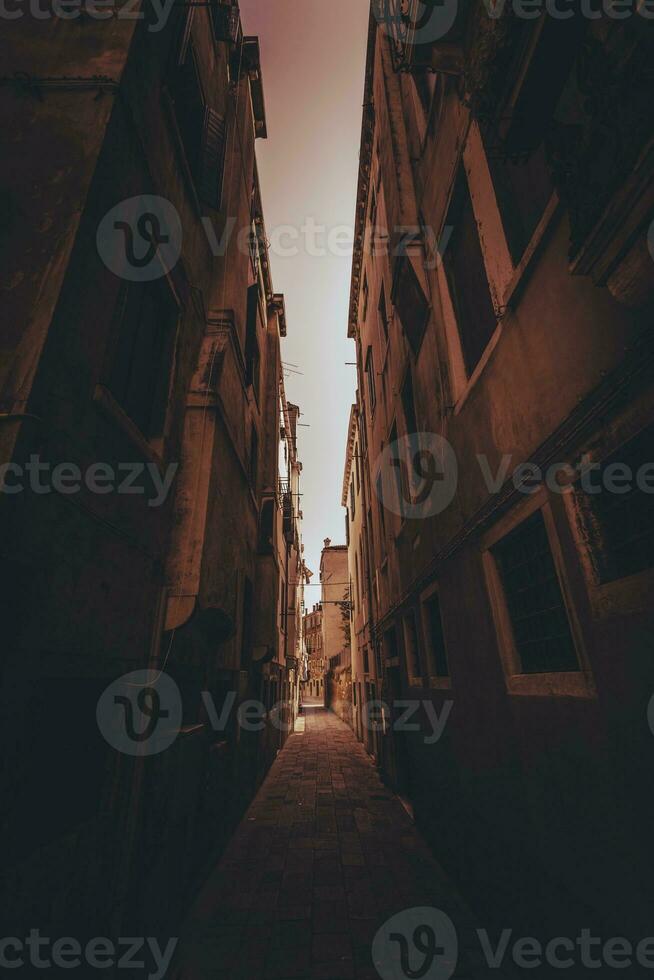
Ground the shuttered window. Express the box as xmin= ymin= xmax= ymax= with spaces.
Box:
xmin=170 ymin=42 xmax=227 ymax=210
xmin=199 ymin=107 xmax=227 ymax=210
xmin=245 ymin=284 xmax=261 ymax=399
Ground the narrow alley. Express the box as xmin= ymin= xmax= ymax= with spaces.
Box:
xmin=3 ymin=4 xmax=654 ymax=978
xmin=172 ymin=702 xmax=489 ymax=980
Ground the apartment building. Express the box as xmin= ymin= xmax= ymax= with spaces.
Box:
xmin=346 ymin=1 xmax=654 ymax=940
xmin=1 ymin=1 xmax=304 ymax=939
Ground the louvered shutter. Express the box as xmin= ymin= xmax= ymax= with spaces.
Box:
xmin=198 ymin=107 xmax=227 ymax=210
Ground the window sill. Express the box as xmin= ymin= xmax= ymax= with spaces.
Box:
xmin=506 ymin=670 xmax=596 ymax=699
xmin=93 ymin=384 xmax=165 ymax=474
xmin=452 ymin=320 xmax=503 ymax=417
xmin=428 ymin=676 xmax=452 ymax=691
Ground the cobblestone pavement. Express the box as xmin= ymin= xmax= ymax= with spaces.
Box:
xmin=172 ymin=705 xmax=504 ymax=980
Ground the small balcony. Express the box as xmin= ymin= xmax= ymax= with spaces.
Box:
xmin=210 ymin=1 xmax=241 ymax=45
xmin=374 ymin=0 xmax=465 ymax=75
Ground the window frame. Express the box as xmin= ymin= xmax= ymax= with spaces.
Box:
xmin=402 ymin=608 xmax=423 ymax=687
xmin=482 ymin=490 xmax=595 ymax=699
xmin=419 ymin=581 xmax=451 ymax=690
xmin=365 ymin=346 xmax=377 ymax=416
xmin=100 ymin=273 xmax=180 ymax=460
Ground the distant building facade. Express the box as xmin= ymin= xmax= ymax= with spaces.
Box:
xmin=320 ymin=540 xmax=351 ymax=725
xmin=303 ymin=603 xmax=324 ymax=699
xmin=346 ymin=1 xmax=654 ymax=944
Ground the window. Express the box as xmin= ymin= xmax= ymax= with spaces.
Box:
xmin=376 ymin=474 xmax=387 ymax=555
xmin=245 ymin=284 xmax=261 ymax=400
xmin=210 ymin=0 xmax=239 ymax=43
xmin=403 ymin=611 xmax=422 ymax=680
xmin=492 ymin=510 xmax=578 ymax=674
xmin=423 ymin=592 xmax=449 ymax=678
xmin=363 ymin=647 xmax=370 ymax=674
xmin=345 ymin=509 xmax=350 ymax=547
xmin=378 ymin=284 xmax=389 ymax=342
xmin=389 ymin=423 xmax=405 ymax=521
xmin=365 ymin=347 xmax=376 ymax=414
xmin=258 ymin=498 xmax=274 ymax=554
xmin=574 ymin=424 xmax=654 ymax=584
xmin=392 ymin=256 xmax=430 ymax=355
xmin=362 ymin=273 xmax=369 ymax=322
xmin=413 ymin=72 xmax=436 ymax=117
xmin=170 ymin=41 xmax=226 ymax=209
xmin=280 ymin=577 xmax=287 ymax=632
xmin=242 ymin=576 xmax=254 ymax=665
xmin=350 ymin=481 xmax=356 ymax=521
xmin=249 ymin=422 xmax=258 ymax=489
xmin=443 ymin=167 xmax=497 ymax=376
xmin=354 ymin=551 xmax=360 ymax=608
xmin=482 ymin=19 xmax=584 ymax=263
xmin=370 ymin=184 xmax=378 ymax=228
xmin=401 ymin=368 xmax=418 ymax=437
xmin=108 ymin=278 xmax=178 ymax=441
xmin=384 ymin=626 xmax=399 ymax=666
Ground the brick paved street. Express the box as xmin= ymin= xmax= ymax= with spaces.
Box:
xmin=172 ymin=705 xmax=501 ymax=980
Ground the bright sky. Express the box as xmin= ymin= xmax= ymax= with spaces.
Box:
xmin=239 ymin=0 xmax=370 ymax=582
